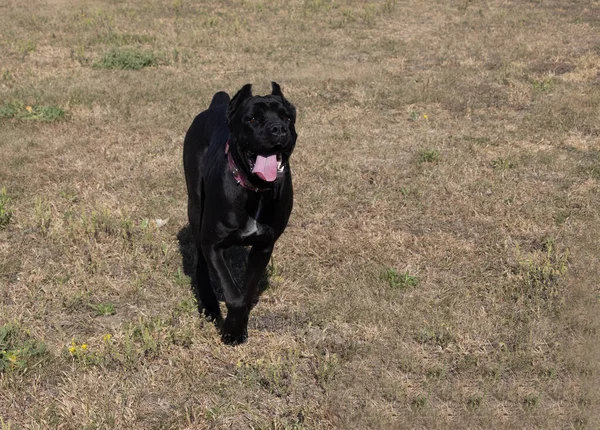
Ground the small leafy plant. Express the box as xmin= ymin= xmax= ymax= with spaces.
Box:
xmin=94 ymin=303 xmax=116 ymax=316
xmin=0 ymin=323 xmax=48 ymax=373
xmin=381 ymin=268 xmax=419 ymax=289
xmin=491 ymin=157 xmax=516 ymax=170
xmin=418 ymin=149 xmax=441 ymax=163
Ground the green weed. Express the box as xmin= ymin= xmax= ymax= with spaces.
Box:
xmin=411 ymin=395 xmax=428 ymax=410
xmin=17 ymin=40 xmax=36 ymax=57
xmin=418 ymin=149 xmax=441 ymax=163
xmin=382 ymin=0 xmax=397 ymax=13
xmin=514 ymin=238 xmax=568 ymax=309
xmin=587 ymin=165 xmax=600 ymax=180
xmin=175 ymin=296 xmax=197 ymax=315
xmin=0 ymin=101 xmax=65 ymax=122
xmin=0 ymin=323 xmax=48 ymax=374
xmin=93 ymin=303 xmax=116 ymax=316
xmin=380 ymin=268 xmax=419 ymax=289
xmin=491 ymin=157 xmax=516 ymax=170
xmin=531 ymin=78 xmax=553 ymax=93
xmin=0 ymin=188 xmax=11 ymax=228
xmin=34 ymin=198 xmax=52 ymax=235
xmin=467 ymin=395 xmax=483 ymax=411
xmin=237 ymin=355 xmax=295 ymax=396
xmin=553 ymin=211 xmax=570 ymax=225
xmin=174 ymin=267 xmax=190 ymax=287
xmin=408 ymin=110 xmax=420 ymax=121
xmin=94 ymin=47 xmax=159 ymax=70
xmin=523 ymin=393 xmax=539 ymax=409
xmin=415 ymin=324 xmax=454 ymax=349
xmin=315 ymin=351 xmax=339 ymax=386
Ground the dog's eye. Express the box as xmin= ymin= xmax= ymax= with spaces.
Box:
xmin=283 ymin=116 xmax=291 ymax=122
xmin=248 ymin=117 xmax=257 ymax=123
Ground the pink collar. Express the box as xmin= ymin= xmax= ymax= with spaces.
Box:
xmin=225 ymin=139 xmax=270 ymax=192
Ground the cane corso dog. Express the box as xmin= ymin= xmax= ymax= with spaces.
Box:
xmin=183 ymin=82 xmax=297 ymax=345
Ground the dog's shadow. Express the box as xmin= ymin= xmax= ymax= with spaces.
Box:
xmin=176 ymin=225 xmax=270 ymax=313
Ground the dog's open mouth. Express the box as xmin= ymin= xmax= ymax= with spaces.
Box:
xmin=250 ymin=153 xmax=284 ymax=182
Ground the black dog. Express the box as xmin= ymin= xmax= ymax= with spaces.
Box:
xmin=183 ymin=82 xmax=297 ymax=345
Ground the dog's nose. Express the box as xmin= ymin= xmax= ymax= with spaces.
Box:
xmin=270 ymin=123 xmax=287 ymax=137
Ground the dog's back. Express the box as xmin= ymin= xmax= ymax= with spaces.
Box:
xmin=183 ymin=91 xmax=231 ymax=201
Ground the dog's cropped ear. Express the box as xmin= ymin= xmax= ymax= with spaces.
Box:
xmin=227 ymin=84 xmax=253 ymax=122
xmin=272 ymin=82 xmax=296 ymax=119
xmin=271 ymin=81 xmax=283 ymax=97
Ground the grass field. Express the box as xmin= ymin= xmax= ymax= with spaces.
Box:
xmin=1 ymin=0 xmax=599 ymax=428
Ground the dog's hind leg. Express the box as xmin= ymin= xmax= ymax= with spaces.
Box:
xmin=188 ymin=191 xmax=221 ymax=322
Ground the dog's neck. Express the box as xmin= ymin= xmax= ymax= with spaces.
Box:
xmin=225 ymin=139 xmax=271 ymax=193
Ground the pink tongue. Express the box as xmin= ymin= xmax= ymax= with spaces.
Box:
xmin=252 ymin=155 xmax=278 ymax=182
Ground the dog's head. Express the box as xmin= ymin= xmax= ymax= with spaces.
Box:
xmin=227 ymin=82 xmax=297 ymax=183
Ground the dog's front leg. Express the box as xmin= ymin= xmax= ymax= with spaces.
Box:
xmin=204 ymin=242 xmax=274 ymax=345
xmin=221 ymin=244 xmax=274 ymax=345
xmin=242 ymin=244 xmax=274 ymax=312
xmin=203 ymin=243 xmax=248 ymax=345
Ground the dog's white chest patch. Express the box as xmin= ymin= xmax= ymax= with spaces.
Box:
xmin=242 ymin=217 xmax=259 ymax=237
xmin=240 ymin=201 xmax=264 ymax=240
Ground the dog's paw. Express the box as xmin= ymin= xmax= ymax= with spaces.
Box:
xmin=220 ymin=316 xmax=248 ymax=345
xmin=221 ymin=328 xmax=248 ymax=346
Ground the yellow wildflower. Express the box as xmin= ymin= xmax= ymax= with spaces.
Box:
xmin=68 ymin=346 xmax=76 ymax=354
xmin=25 ymin=106 xmax=33 ymax=113
xmin=103 ymin=334 xmax=112 ymax=342
xmin=423 ymin=114 xmax=428 ymax=119
xmin=81 ymin=344 xmax=88 ymax=350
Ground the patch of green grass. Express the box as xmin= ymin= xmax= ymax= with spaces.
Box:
xmin=462 ymin=136 xmax=491 ymax=145
xmin=0 ymin=188 xmax=12 ymax=228
xmin=467 ymin=395 xmax=483 ymax=411
xmin=315 ymin=351 xmax=339 ymax=386
xmin=93 ymin=302 xmax=116 ymax=316
xmin=237 ymin=353 xmax=300 ymax=396
xmin=523 ymin=393 xmax=540 ymax=409
xmin=0 ymin=323 xmax=48 ymax=374
xmin=408 ymin=110 xmax=420 ymax=121
xmin=553 ymin=211 xmax=570 ymax=225
xmin=380 ymin=268 xmax=419 ymax=289
xmin=531 ymin=78 xmax=553 ymax=93
xmin=93 ymin=47 xmax=159 ymax=70
xmin=0 ymin=101 xmax=65 ymax=122
xmin=587 ymin=165 xmax=600 ymax=180
xmin=418 ymin=149 xmax=441 ymax=163
xmin=34 ymin=197 xmax=52 ymax=235
xmin=415 ymin=325 xmax=454 ymax=349
xmin=175 ymin=296 xmax=197 ymax=315
xmin=174 ymin=267 xmax=190 ymax=287
xmin=411 ymin=395 xmax=428 ymax=410
xmin=516 ymin=238 xmax=568 ymax=308
xmin=491 ymin=157 xmax=516 ymax=170
xmin=17 ymin=40 xmax=36 ymax=57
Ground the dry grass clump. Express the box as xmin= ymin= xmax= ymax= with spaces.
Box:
xmin=0 ymin=0 xmax=599 ymax=428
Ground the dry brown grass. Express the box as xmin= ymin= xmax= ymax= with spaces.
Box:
xmin=1 ymin=0 xmax=599 ymax=428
